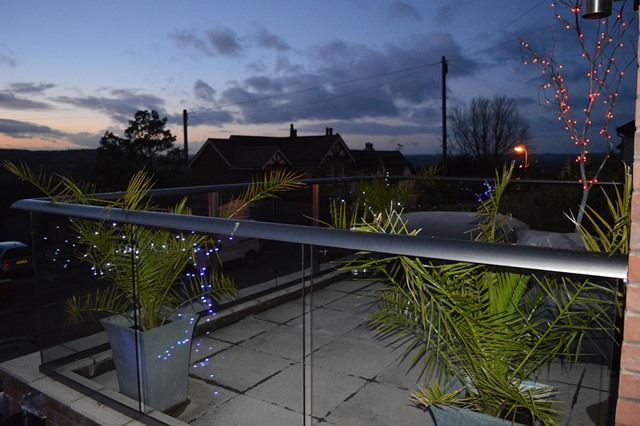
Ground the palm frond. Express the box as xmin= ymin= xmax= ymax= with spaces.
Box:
xmin=224 ymin=169 xmax=305 ymax=218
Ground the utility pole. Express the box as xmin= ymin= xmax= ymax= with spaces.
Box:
xmin=183 ymin=109 xmax=189 ymax=183
xmin=441 ymin=56 xmax=448 ymax=176
xmin=182 ymin=109 xmax=189 ymax=163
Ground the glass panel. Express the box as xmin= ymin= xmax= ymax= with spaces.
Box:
xmin=32 ymin=212 xmax=144 ymax=412
xmin=190 ymin=240 xmax=306 ymax=425
xmin=308 ymin=241 xmax=622 ymax=425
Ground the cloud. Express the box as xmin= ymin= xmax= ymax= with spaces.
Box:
xmin=7 ymin=82 xmax=55 ymax=94
xmin=215 ymin=33 xmax=478 ymax=125
xmin=302 ymin=121 xmax=436 ymax=136
xmin=0 ymin=93 xmax=51 ymax=110
xmin=194 ymin=80 xmax=216 ymax=102
xmin=172 ymin=109 xmax=234 ymax=126
xmin=171 ymin=30 xmax=209 ymax=53
xmin=435 ymin=3 xmax=457 ymax=25
xmin=0 ymin=82 xmax=54 ymax=110
xmin=54 ymin=89 xmax=167 ymax=123
xmin=171 ymin=27 xmax=243 ymax=57
xmin=388 ymin=2 xmax=421 ymax=21
xmin=207 ymin=28 xmax=243 ymax=56
xmin=0 ymin=118 xmax=64 ymax=138
xmin=250 ymin=24 xmax=290 ymax=51
xmin=0 ymin=46 xmax=15 ymax=67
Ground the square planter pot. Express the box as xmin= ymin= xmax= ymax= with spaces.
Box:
xmin=101 ymin=313 xmax=196 ymax=411
xmin=430 ymin=379 xmax=550 ymax=426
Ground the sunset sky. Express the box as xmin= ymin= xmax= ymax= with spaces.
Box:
xmin=0 ymin=0 xmax=637 ymax=155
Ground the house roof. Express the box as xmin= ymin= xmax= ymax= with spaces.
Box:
xmin=191 ymin=133 xmax=353 ymax=170
xmin=616 ymin=120 xmax=635 ymax=136
xmin=351 ymin=149 xmax=415 ymax=176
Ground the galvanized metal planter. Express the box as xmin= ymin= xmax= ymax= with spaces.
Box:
xmin=101 ymin=313 xmax=196 ymax=411
xmin=430 ymin=379 xmax=549 ymax=426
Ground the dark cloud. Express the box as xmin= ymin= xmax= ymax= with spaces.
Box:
xmin=250 ymin=24 xmax=290 ymax=51
xmin=435 ymin=3 xmax=462 ymax=25
xmin=0 ymin=93 xmax=51 ymax=110
xmin=172 ymin=27 xmax=243 ymax=57
xmin=0 ymin=118 xmax=103 ymax=147
xmin=388 ymin=2 xmax=421 ymax=21
xmin=274 ymin=55 xmax=305 ymax=74
xmin=0 ymin=82 xmax=54 ymax=110
xmin=216 ymin=33 xmax=477 ymax=125
xmin=207 ymin=28 xmax=243 ymax=56
xmin=244 ymin=76 xmax=283 ymax=93
xmin=54 ymin=89 xmax=167 ymax=123
xmin=0 ymin=46 xmax=15 ymax=67
xmin=65 ymin=131 xmax=103 ymax=148
xmin=194 ymin=80 xmax=216 ymax=102
xmin=172 ymin=109 xmax=234 ymax=126
xmin=302 ymin=121 xmax=436 ymax=136
xmin=0 ymin=118 xmax=63 ymax=138
xmin=8 ymin=82 xmax=55 ymax=94
xmin=171 ymin=30 xmax=209 ymax=54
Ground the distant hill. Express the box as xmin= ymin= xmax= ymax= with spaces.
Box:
xmin=406 ymin=153 xmax=612 ymax=169
xmin=0 ymin=149 xmax=97 ymax=180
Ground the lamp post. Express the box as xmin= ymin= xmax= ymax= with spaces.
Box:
xmin=513 ymin=144 xmax=528 ymax=169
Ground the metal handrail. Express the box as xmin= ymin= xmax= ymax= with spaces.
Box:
xmin=12 ymin=198 xmax=627 ymax=280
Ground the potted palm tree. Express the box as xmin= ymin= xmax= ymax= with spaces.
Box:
xmin=5 ymin=162 xmax=304 ymax=411
xmin=342 ymin=164 xmax=624 ymax=425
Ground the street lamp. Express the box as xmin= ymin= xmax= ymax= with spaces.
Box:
xmin=513 ymin=144 xmax=529 ymax=168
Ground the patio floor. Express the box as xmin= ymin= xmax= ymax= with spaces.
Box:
xmin=93 ymin=278 xmax=615 ymax=425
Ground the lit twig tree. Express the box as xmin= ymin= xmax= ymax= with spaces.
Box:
xmin=520 ymin=0 xmax=635 ymax=226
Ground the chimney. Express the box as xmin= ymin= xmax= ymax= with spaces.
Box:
xmin=325 ymin=127 xmax=334 ymax=136
xmin=329 ymin=127 xmax=333 ymax=135
xmin=290 ymin=123 xmax=297 ymax=138
xmin=365 ymin=142 xmax=374 ymax=151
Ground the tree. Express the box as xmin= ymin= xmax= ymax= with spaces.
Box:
xmin=96 ymin=110 xmax=184 ymax=190
xmin=450 ymin=96 xmax=530 ymax=173
xmin=520 ymin=0 xmax=634 ymax=226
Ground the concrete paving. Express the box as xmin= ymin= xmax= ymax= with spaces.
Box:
xmin=86 ymin=278 xmax=615 ymax=425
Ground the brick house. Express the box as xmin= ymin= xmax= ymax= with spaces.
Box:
xmin=190 ymin=125 xmax=354 ymax=185
xmin=350 ymin=142 xmax=415 ymax=177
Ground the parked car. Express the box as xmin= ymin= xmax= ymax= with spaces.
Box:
xmin=0 ymin=242 xmax=32 ymax=277
xmin=191 ymin=236 xmax=261 ymax=272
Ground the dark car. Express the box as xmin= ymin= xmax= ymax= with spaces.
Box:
xmin=0 ymin=242 xmax=32 ymax=277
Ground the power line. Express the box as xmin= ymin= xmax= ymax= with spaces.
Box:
xmin=461 ymin=0 xmax=549 ymax=55
xmin=212 ymin=61 xmax=440 ymax=109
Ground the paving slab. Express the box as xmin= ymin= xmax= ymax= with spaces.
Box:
xmin=309 ymin=335 xmax=399 ymax=380
xmin=174 ymin=377 xmax=239 ymax=424
xmin=192 ymin=394 xmax=302 ymax=426
xmin=287 ymin=307 xmax=367 ymax=337
xmin=325 ymin=381 xmax=432 ymax=426
xmin=533 ymin=361 xmax=613 ymax=392
xmin=254 ymin=301 xmax=307 ymax=324
xmin=190 ymin=336 xmax=233 ymax=362
xmin=246 ymin=363 xmax=367 ymax=419
xmin=324 ymin=293 xmax=378 ymax=315
xmin=293 ymin=288 xmax=346 ymax=307
xmin=325 ymin=279 xmax=377 ymax=294
xmin=189 ymin=345 xmax=293 ymax=393
xmin=555 ymin=382 xmax=611 ymax=426
xmin=207 ymin=317 xmax=277 ymax=344
xmin=239 ymin=324 xmax=333 ymax=361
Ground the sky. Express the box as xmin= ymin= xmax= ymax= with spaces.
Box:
xmin=0 ymin=0 xmax=637 ymax=155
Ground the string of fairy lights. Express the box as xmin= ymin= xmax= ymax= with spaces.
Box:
xmin=519 ymin=0 xmax=635 ymax=189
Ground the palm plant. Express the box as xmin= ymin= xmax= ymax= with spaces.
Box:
xmin=342 ymin=164 xmax=622 ymax=425
xmin=4 ymin=161 xmax=304 ymax=330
